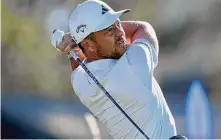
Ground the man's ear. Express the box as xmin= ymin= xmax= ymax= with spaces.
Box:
xmin=81 ymin=39 xmax=97 ymax=53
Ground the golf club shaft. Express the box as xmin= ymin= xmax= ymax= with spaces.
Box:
xmin=69 ymin=51 xmax=149 ymax=139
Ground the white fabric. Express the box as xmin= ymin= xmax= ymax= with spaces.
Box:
xmin=71 ymin=39 xmax=177 ymax=139
xmin=69 ymin=0 xmax=130 ymax=44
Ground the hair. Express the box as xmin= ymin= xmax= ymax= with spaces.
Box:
xmin=78 ymin=33 xmax=95 ymax=54
xmin=78 ymin=43 xmax=85 ymax=53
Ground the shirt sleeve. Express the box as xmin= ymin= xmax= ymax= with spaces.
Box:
xmin=131 ymin=38 xmax=158 ymax=68
xmin=71 ymin=68 xmax=97 ymax=97
xmin=71 ymin=67 xmax=107 ymax=97
xmin=125 ymin=38 xmax=158 ymax=88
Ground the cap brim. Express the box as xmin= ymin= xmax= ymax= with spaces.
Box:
xmin=94 ymin=9 xmax=131 ymax=32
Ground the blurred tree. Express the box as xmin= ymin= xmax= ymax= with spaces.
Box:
xmin=2 ymin=2 xmax=73 ymax=99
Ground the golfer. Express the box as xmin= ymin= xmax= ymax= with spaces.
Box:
xmin=55 ymin=0 xmax=178 ymax=139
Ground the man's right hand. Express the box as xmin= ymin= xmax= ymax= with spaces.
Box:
xmin=56 ymin=33 xmax=78 ymax=54
xmin=54 ymin=32 xmax=86 ymax=71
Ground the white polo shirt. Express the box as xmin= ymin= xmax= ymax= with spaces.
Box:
xmin=71 ymin=39 xmax=177 ymax=139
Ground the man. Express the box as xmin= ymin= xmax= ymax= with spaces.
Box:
xmin=55 ymin=0 xmax=177 ymax=139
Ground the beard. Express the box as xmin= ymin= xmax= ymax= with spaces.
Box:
xmin=97 ymin=44 xmax=128 ymax=60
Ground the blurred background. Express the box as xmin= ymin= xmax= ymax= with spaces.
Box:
xmin=1 ymin=0 xmax=221 ymax=139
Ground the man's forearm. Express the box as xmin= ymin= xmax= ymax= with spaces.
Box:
xmin=121 ymin=21 xmax=159 ymax=55
xmin=68 ymin=55 xmax=79 ymax=71
xmin=68 ymin=49 xmax=86 ymax=71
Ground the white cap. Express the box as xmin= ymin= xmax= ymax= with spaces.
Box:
xmin=69 ymin=0 xmax=130 ymax=44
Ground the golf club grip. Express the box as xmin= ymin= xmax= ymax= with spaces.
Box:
xmin=69 ymin=51 xmax=149 ymax=139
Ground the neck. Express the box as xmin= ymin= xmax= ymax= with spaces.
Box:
xmin=86 ymin=51 xmax=104 ymax=62
xmin=86 ymin=56 xmax=101 ymax=63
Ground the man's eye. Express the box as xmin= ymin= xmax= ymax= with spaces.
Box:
xmin=117 ymin=22 xmax=121 ymax=27
xmin=108 ymin=27 xmax=113 ymax=32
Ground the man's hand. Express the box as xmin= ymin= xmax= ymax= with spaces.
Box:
xmin=56 ymin=33 xmax=78 ymax=54
xmin=52 ymin=30 xmax=86 ymax=71
xmin=57 ymin=33 xmax=86 ymax=71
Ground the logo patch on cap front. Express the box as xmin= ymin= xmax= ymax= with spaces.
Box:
xmin=76 ymin=24 xmax=87 ymax=33
xmin=101 ymin=5 xmax=109 ymax=15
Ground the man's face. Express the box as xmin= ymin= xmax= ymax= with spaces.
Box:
xmin=92 ymin=20 xmax=128 ymax=59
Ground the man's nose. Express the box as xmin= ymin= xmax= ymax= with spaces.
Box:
xmin=115 ymin=27 xmax=123 ymax=37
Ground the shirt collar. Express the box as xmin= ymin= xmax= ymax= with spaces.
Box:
xmin=85 ymin=59 xmax=116 ymax=71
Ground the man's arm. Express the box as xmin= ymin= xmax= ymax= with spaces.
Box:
xmin=68 ymin=56 xmax=79 ymax=71
xmin=68 ymin=48 xmax=86 ymax=71
xmin=121 ymin=21 xmax=159 ymax=56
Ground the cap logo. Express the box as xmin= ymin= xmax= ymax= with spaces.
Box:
xmin=76 ymin=24 xmax=87 ymax=33
xmin=101 ymin=5 xmax=109 ymax=15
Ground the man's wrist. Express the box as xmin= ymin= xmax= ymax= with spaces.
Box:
xmin=67 ymin=53 xmax=72 ymax=59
